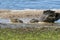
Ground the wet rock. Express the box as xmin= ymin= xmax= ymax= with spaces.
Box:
xmin=30 ymin=19 xmax=39 ymax=23
xmin=10 ymin=18 xmax=23 ymax=23
xmin=18 ymin=19 xmax=23 ymax=23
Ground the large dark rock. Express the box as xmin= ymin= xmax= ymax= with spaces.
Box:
xmin=41 ymin=10 xmax=60 ymax=23
xmin=55 ymin=13 xmax=60 ymax=21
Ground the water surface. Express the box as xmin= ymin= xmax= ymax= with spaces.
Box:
xmin=0 ymin=0 xmax=60 ymax=9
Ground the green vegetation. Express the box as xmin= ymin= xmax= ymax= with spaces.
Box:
xmin=0 ymin=27 xmax=60 ymax=40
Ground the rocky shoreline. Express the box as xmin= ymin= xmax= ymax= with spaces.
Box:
xmin=0 ymin=9 xmax=60 ymax=28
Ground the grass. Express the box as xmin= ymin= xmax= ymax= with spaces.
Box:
xmin=0 ymin=27 xmax=60 ymax=40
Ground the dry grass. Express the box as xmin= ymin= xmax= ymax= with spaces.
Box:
xmin=0 ymin=10 xmax=60 ymax=18
xmin=0 ymin=10 xmax=43 ymax=18
xmin=0 ymin=9 xmax=60 ymax=18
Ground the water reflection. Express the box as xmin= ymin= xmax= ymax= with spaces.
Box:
xmin=0 ymin=18 xmax=10 ymax=23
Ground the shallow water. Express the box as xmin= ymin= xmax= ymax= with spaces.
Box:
xmin=0 ymin=18 xmax=38 ymax=23
xmin=0 ymin=18 xmax=60 ymax=23
xmin=0 ymin=0 xmax=60 ymax=9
